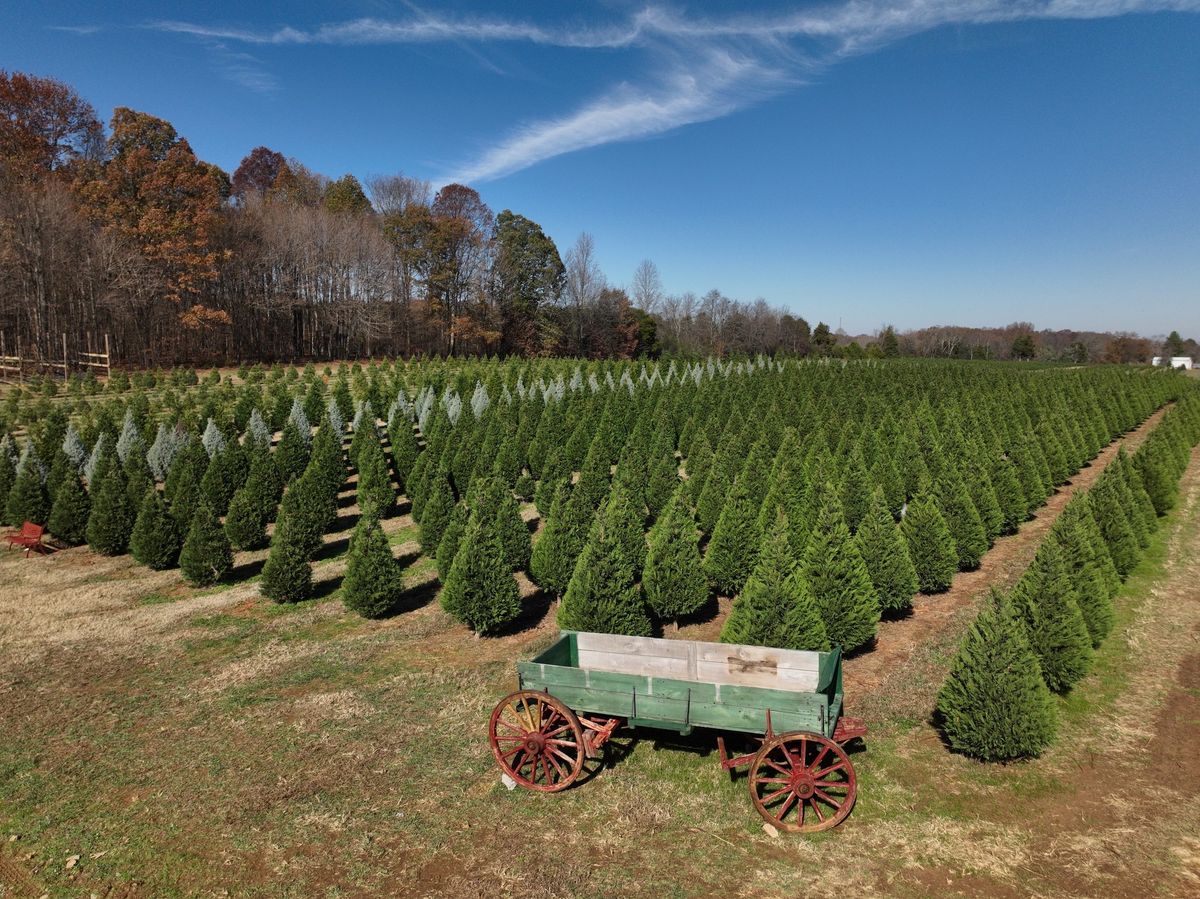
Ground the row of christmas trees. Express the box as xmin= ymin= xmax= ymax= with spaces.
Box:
xmin=936 ymin=393 xmax=1200 ymax=761
xmin=396 ymin=362 xmax=1180 ymax=641
xmin=0 ymin=359 xmax=1189 ymax=646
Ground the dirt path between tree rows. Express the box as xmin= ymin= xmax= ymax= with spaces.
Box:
xmin=841 ymin=404 xmax=1171 ymax=705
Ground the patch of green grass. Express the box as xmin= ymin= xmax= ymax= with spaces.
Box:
xmin=137 ymin=591 xmax=180 ymax=606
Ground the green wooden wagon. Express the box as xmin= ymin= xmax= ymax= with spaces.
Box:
xmin=488 ymin=631 xmax=867 ymax=833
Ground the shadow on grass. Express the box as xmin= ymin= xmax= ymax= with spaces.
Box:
xmin=665 ymin=593 xmax=721 ymax=634
xmin=309 ymin=572 xmax=344 ymax=600
xmin=487 ymin=586 xmax=553 ymax=638
xmin=227 ymin=556 xmax=266 ymax=581
xmin=844 ymin=636 xmax=878 ymax=660
xmin=375 ymin=576 xmax=441 ymax=619
xmin=394 ymin=548 xmax=422 ymax=568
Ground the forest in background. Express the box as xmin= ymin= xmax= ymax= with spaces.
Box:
xmin=1 ymin=70 xmax=1195 ymax=370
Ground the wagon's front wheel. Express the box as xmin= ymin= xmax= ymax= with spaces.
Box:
xmin=489 ymin=690 xmax=585 ymax=793
xmin=748 ymin=731 xmax=857 ymax=833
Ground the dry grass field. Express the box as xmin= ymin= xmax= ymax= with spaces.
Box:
xmin=1 ymin=438 xmax=1198 ymax=898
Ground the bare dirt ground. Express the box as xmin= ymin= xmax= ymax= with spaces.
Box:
xmin=1 ymin=425 xmax=1198 ymax=898
xmin=843 ymin=405 xmax=1170 ymax=705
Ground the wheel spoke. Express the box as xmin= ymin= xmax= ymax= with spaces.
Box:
xmin=808 ymin=744 xmax=831 ymax=772
xmin=548 ymin=745 xmax=578 ymax=765
xmin=814 ymin=780 xmax=850 ymax=791
xmin=775 ymin=791 xmax=797 ymax=822
xmin=756 ymin=776 xmax=791 ymax=785
xmin=494 ymin=734 xmax=525 ymax=742
xmin=544 ymin=752 xmax=568 ymax=782
xmin=760 ymin=786 xmax=792 ymax=806
xmin=500 ymin=744 xmax=524 ymax=760
xmin=813 ymin=787 xmax=843 ymax=811
xmin=809 ymin=797 xmax=826 ymax=823
xmin=765 ymin=757 xmax=792 ymax=776
xmin=546 ymin=738 xmax=578 ymax=749
xmin=496 ymin=716 xmax=525 ymax=736
xmin=813 ymin=760 xmax=847 ymax=778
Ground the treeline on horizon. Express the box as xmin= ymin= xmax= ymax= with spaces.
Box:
xmin=1 ymin=70 xmax=1195 ymax=370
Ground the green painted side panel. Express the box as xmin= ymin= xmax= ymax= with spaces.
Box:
xmin=518 ymin=661 xmax=834 ymax=737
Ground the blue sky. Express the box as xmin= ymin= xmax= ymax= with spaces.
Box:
xmin=5 ymin=1 xmax=1200 ymax=337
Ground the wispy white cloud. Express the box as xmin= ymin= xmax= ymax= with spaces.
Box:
xmin=210 ymin=44 xmax=280 ymax=94
xmin=148 ymin=0 xmax=1200 ymax=181
xmin=49 ymin=24 xmax=104 ymax=36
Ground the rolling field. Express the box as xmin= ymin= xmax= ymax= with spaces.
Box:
xmin=1 ymin=359 xmax=1199 ymax=897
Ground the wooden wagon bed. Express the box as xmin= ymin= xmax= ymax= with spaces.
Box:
xmin=517 ymin=631 xmax=845 ymax=739
xmin=491 ymin=630 xmax=866 ymax=833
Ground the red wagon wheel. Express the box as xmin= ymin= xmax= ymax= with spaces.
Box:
xmin=748 ymin=731 xmax=857 ymax=833
xmin=488 ymin=690 xmax=585 ymax=793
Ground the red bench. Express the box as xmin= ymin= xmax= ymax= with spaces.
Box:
xmin=4 ymin=521 xmax=49 ymax=555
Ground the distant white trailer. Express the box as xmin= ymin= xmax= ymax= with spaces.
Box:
xmin=1150 ymin=356 xmax=1194 ymax=370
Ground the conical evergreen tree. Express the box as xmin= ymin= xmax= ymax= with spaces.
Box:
xmin=1049 ymin=503 xmax=1114 ymax=647
xmin=643 ymin=489 xmax=708 ymax=626
xmin=936 ymin=589 xmax=1058 ymax=761
xmin=5 ymin=447 xmax=50 ymax=526
xmin=644 ymin=446 xmax=679 ymax=521
xmin=840 ymin=449 xmax=872 ymax=533
xmin=558 ymin=502 xmax=652 ymax=637
xmin=224 ymin=482 xmax=269 ymax=551
xmin=435 ymin=503 xmax=469 ymax=576
xmin=533 ymin=448 xmax=568 ymax=516
xmin=342 ymin=514 xmax=404 ymax=618
xmin=123 ymin=446 xmax=154 ymax=511
xmin=684 ymin=433 xmax=714 ymax=501
xmin=200 ymin=442 xmax=247 ymax=516
xmin=605 ymin=481 xmax=646 ymax=578
xmin=308 ymin=417 xmax=346 ymax=498
xmin=491 ymin=482 xmax=532 ymax=573
xmin=259 ymin=529 xmax=313 ymax=603
xmin=721 ymin=515 xmax=829 ymax=651
xmin=0 ymin=436 xmax=17 ymax=525
xmin=937 ymin=468 xmax=988 ymax=571
xmin=854 ymin=488 xmax=919 ymax=613
xmin=1135 ymin=445 xmax=1176 ymax=516
xmin=47 ymin=470 xmax=90 ymax=546
xmin=1011 ymin=540 xmax=1093 ymax=693
xmin=86 ymin=464 xmax=134 ymax=555
xmin=991 ymin=455 xmax=1027 ymax=535
xmin=440 ymin=513 xmax=522 ymax=635
xmin=270 ymin=471 xmax=328 ymax=559
xmin=389 ymin=417 xmax=421 ymax=493
xmin=529 ymin=481 xmax=592 ymax=596
xmin=130 ymin=487 xmax=181 ymax=570
xmin=419 ymin=472 xmax=454 ymax=555
xmin=901 ymin=492 xmax=958 ymax=593
xmin=1087 ymin=478 xmax=1139 ymax=577
xmin=274 ymin=415 xmax=310 ymax=483
xmin=355 ymin=429 xmax=395 ymax=519
xmin=703 ymin=472 xmax=762 ymax=595
xmin=967 ymin=465 xmax=1004 ymax=544
xmin=801 ymin=487 xmax=878 ymax=651
xmin=179 ymin=500 xmax=232 ymax=587
xmin=164 ymin=439 xmax=206 ymax=527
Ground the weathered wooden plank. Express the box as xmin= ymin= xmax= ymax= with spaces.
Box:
xmin=576 ymin=650 xmax=690 ymax=680
xmin=693 ymin=640 xmax=821 ymax=672
xmin=693 ymin=660 xmax=819 ymax=691
xmin=575 ymin=632 xmax=691 ymax=659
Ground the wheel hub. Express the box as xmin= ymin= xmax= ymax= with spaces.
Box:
xmin=791 ymin=772 xmax=815 ymax=799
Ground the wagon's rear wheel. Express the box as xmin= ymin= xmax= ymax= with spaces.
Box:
xmin=489 ymin=690 xmax=585 ymax=793
xmin=748 ymin=731 xmax=857 ymax=833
